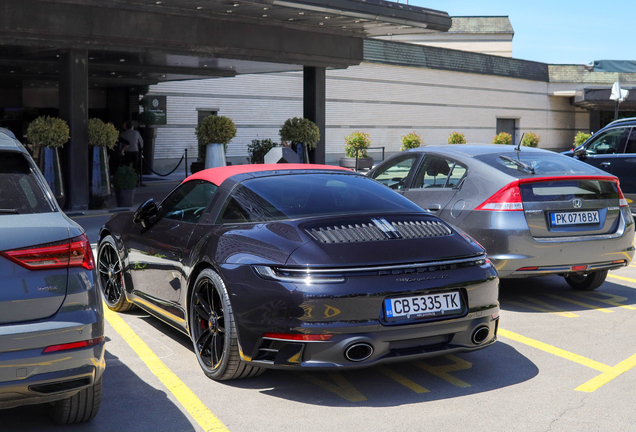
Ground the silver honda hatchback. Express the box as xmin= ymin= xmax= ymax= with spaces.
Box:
xmin=0 ymin=129 xmax=105 ymax=423
xmin=369 ymin=145 xmax=635 ymax=290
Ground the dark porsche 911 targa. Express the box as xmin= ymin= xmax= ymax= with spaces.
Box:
xmin=98 ymin=164 xmax=499 ymax=380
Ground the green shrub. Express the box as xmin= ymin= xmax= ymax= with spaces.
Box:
xmin=447 ymin=131 xmax=466 ymax=144
xmin=574 ymin=131 xmax=591 ymax=147
xmin=112 ymin=165 xmax=138 ymax=191
xmin=88 ymin=118 xmax=119 ymax=150
xmin=247 ymin=138 xmax=277 ymax=164
xmin=26 ymin=116 xmax=69 ymax=148
xmin=521 ymin=132 xmax=540 ymax=148
xmin=279 ymin=117 xmax=320 ymax=149
xmin=400 ymin=132 xmax=422 ymax=151
xmin=492 ymin=132 xmax=512 ymax=145
xmin=344 ymin=131 xmax=372 ymax=158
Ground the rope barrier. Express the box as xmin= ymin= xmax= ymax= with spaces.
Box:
xmin=141 ymin=151 xmax=187 ymax=177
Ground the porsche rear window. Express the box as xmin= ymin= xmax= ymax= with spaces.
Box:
xmin=0 ymin=152 xmax=54 ymax=214
xmin=473 ymin=151 xmax=598 ymax=178
xmin=218 ymin=173 xmax=422 ymax=223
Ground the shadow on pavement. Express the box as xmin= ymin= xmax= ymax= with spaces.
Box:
xmin=0 ymin=349 xmax=196 ymax=432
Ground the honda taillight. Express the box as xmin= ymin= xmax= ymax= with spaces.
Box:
xmin=1 ymin=234 xmax=94 ymax=270
xmin=616 ymin=181 xmax=629 ymax=207
xmin=475 ymin=181 xmax=523 ymax=211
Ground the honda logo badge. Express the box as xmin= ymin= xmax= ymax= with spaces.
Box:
xmin=573 ymin=198 xmax=582 ymax=208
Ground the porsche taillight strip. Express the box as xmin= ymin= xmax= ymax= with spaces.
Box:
xmin=307 ymin=220 xmax=452 ymax=244
xmin=0 ymin=234 xmax=95 ymax=270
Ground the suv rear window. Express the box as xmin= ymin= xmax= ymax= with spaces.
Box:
xmin=474 ymin=151 xmax=598 ymax=178
xmin=0 ymin=152 xmax=55 ymax=214
xmin=218 ymin=173 xmax=422 ymax=223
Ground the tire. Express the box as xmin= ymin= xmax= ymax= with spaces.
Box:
xmin=189 ymin=269 xmax=263 ymax=381
xmin=97 ymin=235 xmax=135 ymax=312
xmin=45 ymin=376 xmax=102 ymax=424
xmin=564 ymin=270 xmax=608 ymax=291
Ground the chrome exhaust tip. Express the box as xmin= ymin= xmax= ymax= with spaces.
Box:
xmin=344 ymin=343 xmax=374 ymax=362
xmin=472 ymin=325 xmax=490 ymax=344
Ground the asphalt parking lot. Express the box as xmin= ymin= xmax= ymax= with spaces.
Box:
xmin=2 ymin=211 xmax=635 ymax=431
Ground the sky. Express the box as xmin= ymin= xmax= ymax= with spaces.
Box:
xmin=407 ymin=0 xmax=635 ymax=65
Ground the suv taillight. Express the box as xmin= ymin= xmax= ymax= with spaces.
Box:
xmin=475 ymin=181 xmax=523 ymax=211
xmin=0 ymin=234 xmax=94 ymax=270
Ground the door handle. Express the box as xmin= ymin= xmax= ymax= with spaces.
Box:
xmin=600 ymin=162 xmax=611 ymax=168
xmin=428 ymin=204 xmax=441 ymax=212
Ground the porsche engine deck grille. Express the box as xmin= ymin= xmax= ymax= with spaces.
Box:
xmin=307 ymin=219 xmax=452 ymax=244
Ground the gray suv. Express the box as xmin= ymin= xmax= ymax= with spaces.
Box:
xmin=0 ymin=128 xmax=105 ymax=424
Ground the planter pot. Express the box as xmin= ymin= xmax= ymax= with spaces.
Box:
xmin=89 ymin=146 xmax=111 ymax=209
xmin=38 ymin=146 xmax=65 ymax=208
xmin=205 ymin=143 xmax=226 ymax=169
xmin=190 ymin=160 xmax=204 ymax=174
xmin=339 ymin=157 xmax=374 ymax=170
xmin=115 ymin=189 xmax=135 ymax=207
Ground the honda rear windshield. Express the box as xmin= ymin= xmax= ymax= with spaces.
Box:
xmin=0 ymin=152 xmax=55 ymax=214
xmin=520 ymin=179 xmax=619 ymax=202
xmin=474 ymin=151 xmax=599 ymax=178
xmin=218 ymin=173 xmax=423 ymax=223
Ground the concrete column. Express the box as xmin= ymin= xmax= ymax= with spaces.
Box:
xmin=59 ymin=49 xmax=89 ymax=210
xmin=303 ymin=66 xmax=326 ymax=164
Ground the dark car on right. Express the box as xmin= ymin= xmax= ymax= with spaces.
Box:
xmin=563 ymin=117 xmax=636 ymax=213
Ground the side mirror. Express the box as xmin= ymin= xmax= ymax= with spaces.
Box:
xmin=573 ymin=147 xmax=587 ymax=158
xmin=133 ymin=199 xmax=158 ymax=228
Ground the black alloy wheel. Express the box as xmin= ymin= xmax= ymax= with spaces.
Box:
xmin=564 ymin=269 xmax=608 ymax=291
xmin=189 ymin=269 xmax=263 ymax=381
xmin=97 ymin=235 xmax=135 ymax=311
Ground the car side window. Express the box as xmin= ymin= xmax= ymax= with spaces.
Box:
xmin=624 ymin=128 xmax=636 ymax=154
xmin=160 ymin=180 xmax=218 ymax=223
xmin=412 ymin=156 xmax=464 ymax=189
xmin=370 ymin=154 xmax=418 ymax=189
xmin=584 ymin=127 xmax=629 ymax=155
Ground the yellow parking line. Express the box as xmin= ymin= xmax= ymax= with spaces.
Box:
xmin=571 ymin=292 xmax=636 ymax=310
xmin=544 ymin=294 xmax=614 ymax=313
xmin=514 ymin=297 xmax=579 ymax=318
xmin=104 ymin=308 xmax=229 ymax=432
xmin=609 ymin=274 xmax=636 ymax=284
xmin=498 ymin=329 xmax=610 ymax=372
xmin=375 ymin=365 xmax=429 ymax=393
xmin=575 ymin=353 xmax=636 ymax=392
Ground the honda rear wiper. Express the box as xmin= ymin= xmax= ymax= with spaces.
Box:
xmin=0 ymin=209 xmax=18 ymax=214
xmin=499 ymin=155 xmax=535 ymax=174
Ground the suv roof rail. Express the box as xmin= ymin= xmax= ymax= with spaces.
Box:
xmin=606 ymin=117 xmax=636 ymax=127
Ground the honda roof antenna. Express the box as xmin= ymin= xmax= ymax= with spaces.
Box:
xmin=515 ymin=133 xmax=525 ymax=153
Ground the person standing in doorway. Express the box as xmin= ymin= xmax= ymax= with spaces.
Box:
xmin=120 ymin=121 xmax=144 ymax=175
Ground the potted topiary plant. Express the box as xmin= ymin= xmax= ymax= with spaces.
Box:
xmin=88 ymin=118 xmax=119 ymax=209
xmin=521 ymin=132 xmax=540 ymax=148
xmin=195 ymin=115 xmax=236 ymax=169
xmin=340 ymin=131 xmax=372 ymax=170
xmin=279 ymin=117 xmax=320 ymax=164
xmin=112 ymin=164 xmax=138 ymax=207
xmin=26 ymin=116 xmax=69 ymax=207
xmin=492 ymin=132 xmax=512 ymax=145
xmin=448 ymin=131 xmax=467 ymax=144
xmin=400 ymin=132 xmax=422 ymax=151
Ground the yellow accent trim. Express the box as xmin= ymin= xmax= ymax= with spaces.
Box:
xmin=575 ymin=353 xmax=636 ymax=392
xmin=375 ymin=366 xmax=429 ymax=393
xmin=498 ymin=329 xmax=610 ymax=372
xmin=104 ymin=308 xmax=229 ymax=432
